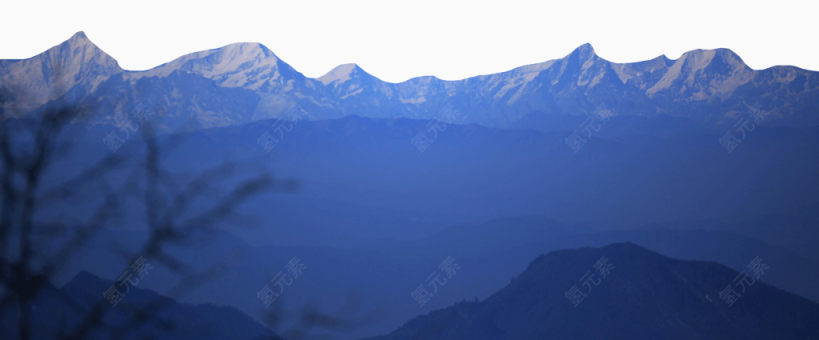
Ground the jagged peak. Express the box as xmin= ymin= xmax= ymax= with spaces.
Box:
xmin=41 ymin=31 xmax=120 ymax=76
xmin=68 ymin=31 xmax=90 ymax=43
xmin=654 ymin=54 xmax=673 ymax=64
xmin=35 ymin=31 xmax=120 ymax=73
xmin=646 ymin=47 xmax=754 ymax=96
xmin=568 ymin=43 xmax=597 ymax=60
xmin=176 ymin=41 xmax=281 ymax=69
xmin=575 ymin=42 xmax=595 ymax=53
xmin=52 ymin=31 xmax=110 ymax=57
xmin=137 ymin=40 xmax=290 ymax=88
xmin=49 ymin=31 xmax=108 ymax=56
xmin=155 ymin=41 xmax=281 ymax=70
xmin=216 ymin=42 xmax=277 ymax=59
xmin=318 ymin=63 xmax=364 ymax=85
xmin=675 ymin=48 xmax=748 ymax=69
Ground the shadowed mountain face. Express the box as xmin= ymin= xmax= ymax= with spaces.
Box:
xmin=2 ymin=32 xmax=818 ymax=129
xmin=0 ymin=271 xmax=279 ymax=340
xmin=367 ymin=243 xmax=819 ymax=340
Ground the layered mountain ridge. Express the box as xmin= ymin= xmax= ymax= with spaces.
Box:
xmin=368 ymin=243 xmax=819 ymax=340
xmin=0 ymin=270 xmax=279 ymax=339
xmin=2 ymin=31 xmax=818 ymax=129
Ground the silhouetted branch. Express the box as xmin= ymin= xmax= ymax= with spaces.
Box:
xmin=0 ymin=82 xmax=281 ymax=339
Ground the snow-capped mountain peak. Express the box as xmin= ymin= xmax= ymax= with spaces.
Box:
xmin=647 ymin=47 xmax=754 ymax=98
xmin=3 ymin=36 xmax=818 ymax=131
xmin=140 ymin=41 xmax=290 ymax=89
xmin=568 ymin=43 xmax=597 ymax=62
xmin=0 ymin=31 xmax=120 ymax=112
xmin=318 ymin=63 xmax=364 ymax=85
xmin=47 ymin=31 xmax=120 ymax=73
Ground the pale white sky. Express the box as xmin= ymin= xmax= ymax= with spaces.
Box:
xmin=1 ymin=0 xmax=817 ymax=82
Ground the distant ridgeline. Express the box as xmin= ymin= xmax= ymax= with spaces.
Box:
xmin=2 ymin=32 xmax=818 ymax=131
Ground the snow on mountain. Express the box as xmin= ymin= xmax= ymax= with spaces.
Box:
xmin=2 ymin=32 xmax=818 ymax=130
xmin=140 ymin=43 xmax=270 ymax=88
xmin=610 ymin=55 xmax=673 ymax=88
xmin=318 ymin=63 xmax=360 ymax=85
xmin=646 ymin=48 xmax=755 ymax=98
xmin=0 ymin=31 xmax=121 ymax=113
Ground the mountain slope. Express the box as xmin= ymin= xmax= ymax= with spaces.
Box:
xmin=0 ymin=270 xmax=279 ymax=340
xmin=0 ymin=32 xmax=121 ymax=114
xmin=3 ymin=32 xmax=818 ymax=129
xmin=368 ymin=243 xmax=819 ymax=340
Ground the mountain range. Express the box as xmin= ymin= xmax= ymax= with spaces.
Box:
xmin=3 ymin=32 xmax=819 ymax=340
xmin=2 ymin=31 xmax=818 ymax=130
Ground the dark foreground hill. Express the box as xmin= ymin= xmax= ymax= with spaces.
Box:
xmin=0 ymin=270 xmax=279 ymax=340
xmin=368 ymin=243 xmax=819 ymax=340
